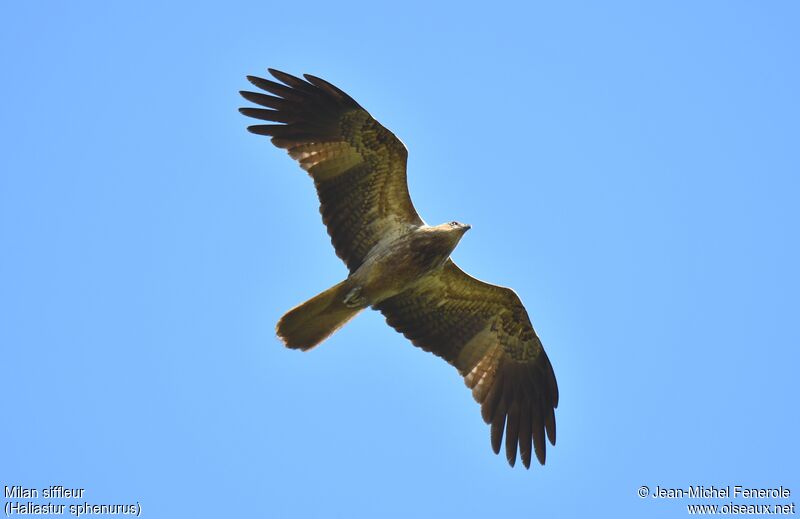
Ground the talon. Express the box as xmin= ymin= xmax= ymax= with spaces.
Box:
xmin=343 ymin=287 xmax=366 ymax=308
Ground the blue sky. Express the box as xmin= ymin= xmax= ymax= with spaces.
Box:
xmin=1 ymin=1 xmax=798 ymax=517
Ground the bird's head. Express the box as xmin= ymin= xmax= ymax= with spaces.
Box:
xmin=434 ymin=221 xmax=471 ymax=247
xmin=420 ymin=221 xmax=472 ymax=260
xmin=443 ymin=221 xmax=471 ymax=233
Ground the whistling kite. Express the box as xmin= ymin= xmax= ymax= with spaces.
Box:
xmin=239 ymin=69 xmax=558 ymax=468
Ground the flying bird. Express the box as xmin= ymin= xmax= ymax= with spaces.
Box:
xmin=239 ymin=69 xmax=558 ymax=468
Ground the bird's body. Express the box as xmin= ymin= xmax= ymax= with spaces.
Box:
xmin=240 ymin=69 xmax=559 ymax=468
xmin=346 ymin=222 xmax=470 ymax=308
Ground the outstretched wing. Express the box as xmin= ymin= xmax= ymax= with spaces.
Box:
xmin=240 ymin=69 xmax=423 ymax=272
xmin=375 ymin=260 xmax=558 ymax=468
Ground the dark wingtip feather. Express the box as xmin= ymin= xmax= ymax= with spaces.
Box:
xmin=481 ymin=368 xmax=505 ymax=424
xmin=481 ymin=355 xmax=558 ymax=468
xmin=246 ymin=75 xmax=307 ymax=100
xmin=270 ymin=137 xmax=294 ymax=149
xmin=544 ymin=352 xmax=559 ymax=407
xmin=267 ymin=67 xmax=291 ymax=79
xmin=545 ymin=407 xmax=557 ymax=445
xmin=490 ymin=414 xmax=505 ymax=455
xmin=246 ymin=125 xmax=272 ymax=136
xmin=518 ymin=405 xmax=533 ymax=469
xmin=504 ymin=404 xmax=520 ymax=468
xmin=533 ymin=421 xmax=546 ymax=465
xmin=507 ymin=450 xmax=517 ymax=468
xmin=267 ymin=69 xmax=323 ymax=97
xmin=239 ymin=107 xmax=294 ymax=123
xmin=535 ymin=444 xmax=546 ymax=466
xmin=303 ymin=73 xmax=362 ymax=108
xmin=240 ymin=90 xmax=291 ymax=110
xmin=268 ymin=68 xmax=303 ymax=84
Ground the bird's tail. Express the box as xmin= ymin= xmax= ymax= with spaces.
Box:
xmin=276 ymin=280 xmax=363 ymax=351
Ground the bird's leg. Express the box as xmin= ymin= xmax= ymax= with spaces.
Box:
xmin=343 ymin=286 xmax=367 ymax=308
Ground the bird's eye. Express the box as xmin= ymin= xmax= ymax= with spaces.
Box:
xmin=449 ymin=221 xmax=459 ymax=227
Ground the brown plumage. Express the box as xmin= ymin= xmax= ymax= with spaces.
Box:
xmin=240 ymin=69 xmax=558 ymax=468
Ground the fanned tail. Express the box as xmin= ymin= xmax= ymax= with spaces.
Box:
xmin=276 ymin=281 xmax=362 ymax=350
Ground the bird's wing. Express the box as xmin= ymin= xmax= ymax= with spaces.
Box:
xmin=375 ymin=260 xmax=558 ymax=468
xmin=240 ymin=69 xmax=423 ymax=272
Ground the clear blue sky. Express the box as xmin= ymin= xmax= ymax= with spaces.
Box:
xmin=2 ymin=2 xmax=798 ymax=518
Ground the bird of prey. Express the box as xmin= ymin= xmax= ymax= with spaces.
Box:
xmin=239 ymin=69 xmax=558 ymax=468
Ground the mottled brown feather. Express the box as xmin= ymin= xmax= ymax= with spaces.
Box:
xmin=240 ymin=69 xmax=422 ymax=271
xmin=376 ymin=260 xmax=559 ymax=468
